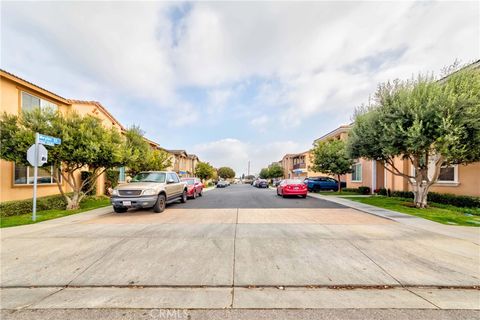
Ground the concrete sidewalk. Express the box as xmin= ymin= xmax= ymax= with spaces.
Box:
xmin=2 ymin=286 xmax=479 ymax=310
xmin=308 ymin=193 xmax=480 ymax=245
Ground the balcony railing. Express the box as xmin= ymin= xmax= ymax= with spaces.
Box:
xmin=293 ymin=163 xmax=306 ymax=169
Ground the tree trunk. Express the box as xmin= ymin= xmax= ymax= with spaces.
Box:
xmin=413 ymin=183 xmax=429 ymax=208
xmin=66 ymin=191 xmax=82 ymax=210
xmin=337 ymin=174 xmax=342 ymax=193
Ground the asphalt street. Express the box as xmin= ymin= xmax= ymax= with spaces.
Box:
xmin=173 ymin=183 xmax=345 ymax=209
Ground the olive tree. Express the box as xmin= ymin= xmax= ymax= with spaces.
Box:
xmin=0 ymin=109 xmax=126 ymax=209
xmin=348 ymin=66 xmax=480 ymax=208
xmin=217 ymin=166 xmax=235 ymax=179
xmin=195 ymin=162 xmax=215 ymax=182
xmin=124 ymin=126 xmax=171 ymax=176
xmin=268 ymin=164 xmax=284 ymax=179
xmin=259 ymin=168 xmax=270 ymax=179
xmin=311 ymin=140 xmax=353 ymax=192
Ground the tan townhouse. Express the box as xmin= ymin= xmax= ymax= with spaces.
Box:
xmin=166 ymin=150 xmax=200 ymax=177
xmin=280 ymin=151 xmax=316 ymax=179
xmin=314 ymin=124 xmax=480 ymax=197
xmin=0 ymin=69 xmax=130 ymax=201
xmin=0 ymin=69 xmax=175 ymax=202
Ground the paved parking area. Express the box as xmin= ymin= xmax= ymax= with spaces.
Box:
xmin=1 ymin=185 xmax=479 ymax=312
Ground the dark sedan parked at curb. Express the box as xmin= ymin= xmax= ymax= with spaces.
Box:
xmin=181 ymin=177 xmax=204 ymax=199
xmin=277 ymin=179 xmax=308 ymax=198
xmin=256 ymin=179 xmax=269 ymax=188
xmin=217 ymin=180 xmax=229 ymax=188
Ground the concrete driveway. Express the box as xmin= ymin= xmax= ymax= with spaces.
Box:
xmin=1 ymin=184 xmax=479 ymax=315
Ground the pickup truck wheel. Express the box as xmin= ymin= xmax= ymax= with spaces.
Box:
xmin=114 ymin=207 xmax=127 ymax=213
xmin=153 ymin=194 xmax=166 ymax=213
xmin=180 ymin=190 xmax=187 ymax=203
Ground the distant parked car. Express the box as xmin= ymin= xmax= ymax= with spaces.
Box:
xmin=181 ymin=177 xmax=204 ymax=199
xmin=257 ymin=179 xmax=269 ymax=188
xmin=277 ymin=179 xmax=308 ymax=198
xmin=217 ymin=180 xmax=228 ymax=188
xmin=305 ymin=177 xmax=346 ymax=192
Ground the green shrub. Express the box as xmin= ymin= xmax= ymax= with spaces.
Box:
xmin=391 ymin=190 xmax=414 ymax=199
xmin=105 ymin=169 xmax=120 ymax=195
xmin=377 ymin=188 xmax=388 ymax=196
xmin=386 ymin=190 xmax=479 ymax=208
xmin=343 ymin=186 xmax=371 ymax=194
xmin=0 ymin=194 xmax=67 ymax=217
xmin=427 ymin=192 xmax=480 ymax=208
xmin=358 ymin=186 xmax=371 ymax=194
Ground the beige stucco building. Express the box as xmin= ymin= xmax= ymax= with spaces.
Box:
xmin=0 ymin=69 xmax=188 ymax=203
xmin=280 ymin=151 xmax=317 ymax=179
xmin=313 ymin=124 xmax=480 ymax=197
xmin=165 ymin=150 xmax=199 ymax=177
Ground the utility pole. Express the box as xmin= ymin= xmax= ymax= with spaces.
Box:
xmin=247 ymin=160 xmax=250 ymax=176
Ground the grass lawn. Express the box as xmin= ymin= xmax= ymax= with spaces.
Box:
xmin=346 ymin=196 xmax=480 ymax=227
xmin=1 ymin=197 xmax=111 ymax=228
xmin=313 ymin=191 xmax=361 ymax=196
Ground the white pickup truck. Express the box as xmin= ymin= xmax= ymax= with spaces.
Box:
xmin=110 ymin=171 xmax=187 ymax=213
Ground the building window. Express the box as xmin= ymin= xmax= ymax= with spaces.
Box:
xmin=351 ymin=163 xmax=362 ymax=182
xmin=21 ymin=92 xmax=58 ymax=112
xmin=118 ymin=167 xmax=126 ymax=183
xmin=14 ymin=163 xmax=60 ymax=185
xmin=437 ymin=164 xmax=458 ymax=183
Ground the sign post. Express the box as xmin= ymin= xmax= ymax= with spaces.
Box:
xmin=27 ymin=133 xmax=61 ymax=221
xmin=32 ymin=133 xmax=39 ymax=221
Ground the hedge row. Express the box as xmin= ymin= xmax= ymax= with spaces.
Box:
xmin=0 ymin=194 xmax=67 ymax=217
xmin=343 ymin=186 xmax=371 ymax=195
xmin=375 ymin=188 xmax=480 ymax=208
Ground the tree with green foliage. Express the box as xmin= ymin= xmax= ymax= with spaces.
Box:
xmin=348 ymin=65 xmax=480 ymax=208
xmin=217 ymin=166 xmax=235 ymax=179
xmin=123 ymin=126 xmax=171 ymax=176
xmin=311 ymin=140 xmax=353 ymax=192
xmin=259 ymin=168 xmax=270 ymax=179
xmin=0 ymin=108 xmax=125 ymax=210
xmin=195 ymin=162 xmax=215 ymax=182
xmin=268 ymin=164 xmax=284 ymax=179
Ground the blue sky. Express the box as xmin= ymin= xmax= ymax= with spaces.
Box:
xmin=1 ymin=1 xmax=478 ymax=175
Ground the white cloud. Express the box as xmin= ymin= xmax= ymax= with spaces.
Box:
xmin=2 ymin=1 xmax=478 ymax=169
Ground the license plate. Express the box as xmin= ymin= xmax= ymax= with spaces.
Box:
xmin=122 ymin=201 xmax=132 ymax=206
xmin=294 ymin=187 xmax=299 ymax=190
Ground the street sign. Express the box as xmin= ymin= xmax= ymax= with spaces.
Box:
xmin=38 ymin=134 xmax=61 ymax=146
xmin=29 ymin=133 xmax=60 ymax=222
xmin=27 ymin=144 xmax=48 ymax=167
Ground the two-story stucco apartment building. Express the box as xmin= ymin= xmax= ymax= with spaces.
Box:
xmin=313 ymin=124 xmax=480 ymax=197
xmin=0 ymin=70 xmax=200 ymax=203
xmin=0 ymin=69 xmax=132 ymax=202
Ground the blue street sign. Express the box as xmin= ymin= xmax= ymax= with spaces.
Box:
xmin=38 ymin=134 xmax=61 ymax=146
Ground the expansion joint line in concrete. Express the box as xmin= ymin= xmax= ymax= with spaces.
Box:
xmin=230 ymin=208 xmax=239 ymax=308
xmin=344 ymin=239 xmax=441 ymax=309
xmin=65 ymin=237 xmax=129 ymax=287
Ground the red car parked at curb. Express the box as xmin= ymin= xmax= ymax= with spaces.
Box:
xmin=276 ymin=179 xmax=308 ymax=198
xmin=181 ymin=178 xmax=204 ymax=199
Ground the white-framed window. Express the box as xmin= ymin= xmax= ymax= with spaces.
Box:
xmin=14 ymin=163 xmax=60 ymax=185
xmin=351 ymin=163 xmax=362 ymax=182
xmin=437 ymin=164 xmax=458 ymax=183
xmin=410 ymin=162 xmax=458 ymax=184
xmin=21 ymin=91 xmax=58 ymax=112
